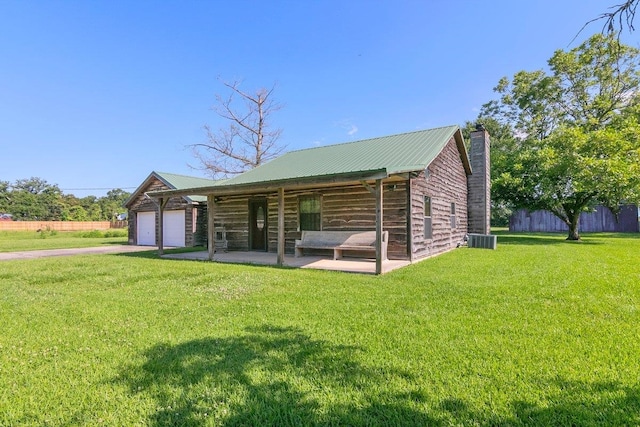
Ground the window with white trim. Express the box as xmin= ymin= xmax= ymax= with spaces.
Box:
xmin=424 ymin=196 xmax=432 ymax=239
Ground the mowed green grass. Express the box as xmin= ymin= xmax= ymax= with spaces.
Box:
xmin=1 ymin=232 xmax=638 ymax=426
xmin=0 ymin=230 xmax=128 ymax=252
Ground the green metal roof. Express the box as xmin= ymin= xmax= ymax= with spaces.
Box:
xmin=125 ymin=171 xmax=218 ymax=207
xmin=155 ymin=172 xmax=218 ymax=202
xmin=223 ymin=125 xmax=466 ymax=187
xmin=144 ymin=125 xmax=470 ymax=199
xmin=156 ymin=172 xmax=216 ymax=190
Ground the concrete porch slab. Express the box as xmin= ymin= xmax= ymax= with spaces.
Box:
xmin=162 ymin=250 xmax=411 ymax=274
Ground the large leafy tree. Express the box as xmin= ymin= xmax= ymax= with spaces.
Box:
xmin=10 ymin=177 xmax=64 ymax=220
xmin=99 ymin=189 xmax=130 ymax=220
xmin=63 ymin=205 xmax=89 ymax=221
xmin=0 ymin=181 xmax=10 ymax=214
xmin=481 ymin=33 xmax=640 ymax=240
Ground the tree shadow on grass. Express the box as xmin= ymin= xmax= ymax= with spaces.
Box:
xmin=439 ymin=378 xmax=640 ymax=426
xmin=115 ymin=325 xmax=439 ymax=426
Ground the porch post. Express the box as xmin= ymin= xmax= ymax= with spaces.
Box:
xmin=277 ymin=187 xmax=285 ymax=266
xmin=158 ymin=197 xmax=166 ymax=256
xmin=407 ymin=177 xmax=414 ymax=262
xmin=375 ymin=179 xmax=383 ymax=275
xmin=207 ymin=194 xmax=215 ymax=261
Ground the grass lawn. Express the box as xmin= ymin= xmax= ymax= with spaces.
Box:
xmin=1 ymin=231 xmax=639 ymax=426
xmin=0 ymin=229 xmax=128 ymax=252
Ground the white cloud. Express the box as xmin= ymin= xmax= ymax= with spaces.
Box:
xmin=334 ymin=118 xmax=359 ymax=137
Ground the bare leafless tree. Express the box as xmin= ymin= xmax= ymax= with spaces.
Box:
xmin=190 ymin=79 xmax=284 ymax=178
xmin=575 ymin=1 xmax=637 ymax=42
xmin=597 ymin=1 xmax=637 ymax=33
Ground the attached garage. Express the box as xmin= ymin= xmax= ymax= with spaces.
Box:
xmin=136 ymin=211 xmax=156 ymax=246
xmin=125 ymin=171 xmax=213 ymax=248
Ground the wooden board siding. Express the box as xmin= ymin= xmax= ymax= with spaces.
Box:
xmin=127 ymin=176 xmax=197 ymax=246
xmin=211 ymin=182 xmax=409 ymax=259
xmin=410 ymin=137 xmax=469 ymax=260
xmin=510 ymin=205 xmax=639 ymax=233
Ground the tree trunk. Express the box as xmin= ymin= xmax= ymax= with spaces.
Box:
xmin=566 ymin=212 xmax=581 ymax=240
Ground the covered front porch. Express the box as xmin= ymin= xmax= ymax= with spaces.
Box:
xmin=162 ymin=250 xmax=411 ymax=275
xmin=151 ymin=170 xmax=395 ymax=275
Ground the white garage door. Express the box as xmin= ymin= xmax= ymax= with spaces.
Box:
xmin=137 ymin=211 xmax=156 ymax=246
xmin=163 ymin=210 xmax=185 ymax=247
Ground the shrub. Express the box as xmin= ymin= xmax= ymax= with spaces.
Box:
xmin=81 ymin=230 xmax=104 ymax=238
xmin=78 ymin=229 xmax=127 ymax=238
xmin=104 ymin=229 xmax=127 ymax=238
xmin=37 ymin=227 xmax=57 ymax=239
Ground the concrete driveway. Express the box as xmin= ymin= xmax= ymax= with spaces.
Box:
xmin=0 ymin=245 xmax=153 ymax=261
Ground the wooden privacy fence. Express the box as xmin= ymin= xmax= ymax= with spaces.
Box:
xmin=0 ymin=221 xmax=128 ymax=232
xmin=510 ymin=205 xmax=639 ymax=233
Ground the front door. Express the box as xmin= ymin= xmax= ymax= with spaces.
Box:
xmin=249 ymin=199 xmax=268 ymax=251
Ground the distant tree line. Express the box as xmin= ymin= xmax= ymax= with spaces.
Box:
xmin=0 ymin=177 xmax=130 ymax=221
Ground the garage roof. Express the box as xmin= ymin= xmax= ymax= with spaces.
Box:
xmin=124 ymin=171 xmax=217 ymax=207
xmin=155 ymin=172 xmax=217 ymax=199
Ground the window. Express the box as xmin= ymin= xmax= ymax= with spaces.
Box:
xmin=299 ymin=195 xmax=321 ymax=231
xmin=450 ymin=202 xmax=457 ymax=228
xmin=424 ymin=196 xmax=432 ymax=239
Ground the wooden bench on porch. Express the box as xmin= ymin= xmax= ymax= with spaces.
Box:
xmin=295 ymin=230 xmax=388 ymax=260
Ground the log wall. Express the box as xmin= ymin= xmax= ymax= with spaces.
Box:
xmin=410 ymin=136 xmax=469 ymax=260
xmin=212 ymin=182 xmax=410 ymax=259
xmin=211 ymin=196 xmax=251 ymax=251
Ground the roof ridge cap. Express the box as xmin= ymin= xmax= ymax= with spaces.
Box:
xmin=287 ymin=125 xmax=459 ymax=155
xmin=154 ymin=171 xmax=213 ymax=180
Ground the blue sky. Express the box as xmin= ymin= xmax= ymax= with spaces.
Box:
xmin=1 ymin=0 xmax=638 ymax=197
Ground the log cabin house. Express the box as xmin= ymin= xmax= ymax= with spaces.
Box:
xmin=132 ymin=125 xmax=491 ymax=274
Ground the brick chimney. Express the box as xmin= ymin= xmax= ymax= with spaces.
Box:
xmin=467 ymin=124 xmax=491 ymax=234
